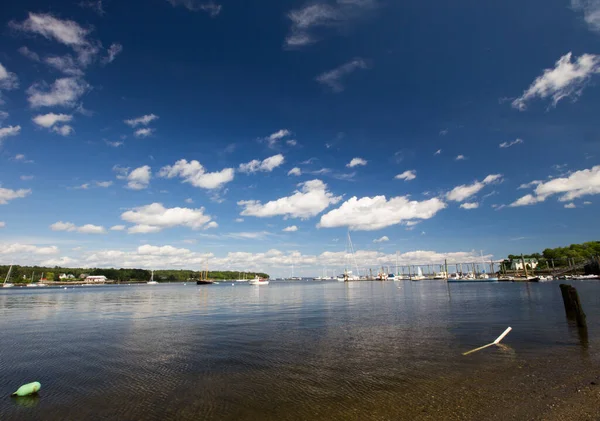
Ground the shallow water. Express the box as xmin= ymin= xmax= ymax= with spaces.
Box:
xmin=1 ymin=280 xmax=598 ymax=420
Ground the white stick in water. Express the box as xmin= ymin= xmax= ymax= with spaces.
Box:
xmin=463 ymin=327 xmax=512 ymax=356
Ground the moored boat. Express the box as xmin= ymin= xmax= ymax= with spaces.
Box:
xmin=248 ymin=276 xmax=269 ymax=285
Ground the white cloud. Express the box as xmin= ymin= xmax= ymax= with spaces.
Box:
xmin=584 ymin=201 xmax=592 ymax=205
xmin=571 ymin=0 xmax=600 ymax=32
xmin=235 ymin=218 xmax=244 ymax=223
xmin=446 ymin=174 xmax=502 ymax=202
xmin=285 ymin=0 xmax=377 ymax=48
xmin=20 ymin=175 xmax=34 ymax=181
xmin=44 ymin=55 xmax=84 ymax=76
xmin=52 ymin=125 xmax=74 ymax=136
xmin=510 ymin=165 xmax=600 ymax=206
xmin=500 ymin=138 xmax=524 ymax=148
xmin=346 ymin=157 xmax=367 ymax=168
xmin=512 ymin=53 xmax=600 ymax=110
xmin=18 ymin=46 xmax=40 ymax=62
xmin=124 ymin=114 xmax=158 ymax=127
xmin=564 ymin=202 xmax=577 ymax=208
xmin=105 ymin=140 xmax=123 ymax=147
xmin=283 ymin=225 xmax=298 ymax=232
xmin=185 ymin=198 xmax=194 ymax=204
xmin=134 ymin=128 xmax=155 ymax=138
xmin=166 ymin=0 xmax=222 ymax=16
xmin=110 ymin=225 xmax=126 ymax=231
xmin=394 ymin=170 xmax=416 ymax=181
xmin=264 ymin=129 xmax=291 ymax=148
xmin=373 ymin=236 xmax=389 ymax=243
xmin=0 ymin=111 xmax=8 ymax=122
xmin=121 ymin=202 xmax=214 ymax=233
xmin=159 ymin=159 xmax=234 ymax=189
xmin=32 ymin=112 xmax=73 ymax=128
xmin=239 ymin=179 xmax=341 ymax=219
xmin=79 ymin=0 xmax=105 ymax=16
xmin=0 ymin=62 xmax=19 ymax=90
xmin=27 ymin=77 xmax=89 ymax=108
xmin=103 ymin=43 xmax=123 ymax=64
xmin=434 ymin=149 xmax=442 ymax=155
xmin=455 ymin=154 xmax=466 ymax=161
xmin=75 ymin=183 xmax=90 ymax=190
xmin=316 ymin=58 xmax=368 ymax=92
xmin=50 ymin=221 xmax=105 ymax=234
xmin=9 ymin=12 xmax=107 ymax=67
xmin=286 ymin=139 xmax=297 ymax=146
xmin=0 ymin=243 xmax=59 ymax=256
xmin=239 ymin=154 xmax=285 ymax=173
xmin=126 ymin=165 xmax=151 ymax=190
xmin=0 ymin=125 xmax=21 ymax=142
xmin=439 ymin=129 xmax=448 ymax=136
xmin=288 ymin=167 xmax=302 ymax=176
xmin=0 ymin=187 xmax=31 ymax=204
xmin=0 ymin=222 xmax=4 ymax=228
xmin=318 ymin=195 xmax=446 ymax=231
xmin=96 ymin=181 xmax=112 ymax=188
xmin=14 ymin=154 xmax=33 ymax=163
xmin=460 ymin=202 xmax=479 ymax=210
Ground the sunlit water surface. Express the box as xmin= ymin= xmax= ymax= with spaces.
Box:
xmin=1 ymin=280 xmax=599 ymax=420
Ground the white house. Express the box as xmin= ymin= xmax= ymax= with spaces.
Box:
xmin=85 ymin=275 xmax=107 ymax=283
xmin=511 ymin=258 xmax=538 ymax=271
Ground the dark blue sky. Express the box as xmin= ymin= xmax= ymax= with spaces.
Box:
xmin=0 ymin=0 xmax=599 ymax=275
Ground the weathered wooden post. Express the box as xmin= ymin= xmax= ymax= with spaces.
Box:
xmin=559 ymin=284 xmax=586 ymax=327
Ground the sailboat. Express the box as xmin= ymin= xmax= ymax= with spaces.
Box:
xmin=236 ymin=272 xmax=248 ymax=282
xmin=147 ymin=270 xmax=158 ymax=285
xmin=339 ymin=231 xmax=361 ymax=281
xmin=3 ymin=265 xmax=14 ymax=288
xmin=196 ymin=263 xmax=214 ymax=285
xmin=411 ymin=267 xmax=426 ymax=281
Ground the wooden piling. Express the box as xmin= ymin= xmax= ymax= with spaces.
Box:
xmin=559 ymin=284 xmax=586 ymax=327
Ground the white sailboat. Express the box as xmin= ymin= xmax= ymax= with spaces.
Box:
xmin=3 ymin=265 xmax=14 ymax=288
xmin=411 ymin=267 xmax=426 ymax=281
xmin=236 ymin=272 xmax=248 ymax=282
xmin=147 ymin=270 xmax=158 ymax=285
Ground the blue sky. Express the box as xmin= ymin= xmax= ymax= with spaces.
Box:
xmin=1 ymin=0 xmax=600 ymax=276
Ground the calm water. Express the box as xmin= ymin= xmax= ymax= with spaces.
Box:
xmin=1 ymin=280 xmax=599 ymax=420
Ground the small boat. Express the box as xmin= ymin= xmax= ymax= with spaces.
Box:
xmin=248 ymin=276 xmax=269 ymax=285
xmin=196 ymin=264 xmax=214 ymax=285
xmin=433 ymin=271 xmax=447 ymax=280
xmin=235 ymin=272 xmax=248 ymax=282
xmin=3 ymin=265 xmax=14 ymax=288
xmin=147 ymin=270 xmax=158 ymax=285
xmin=411 ymin=267 xmax=426 ymax=281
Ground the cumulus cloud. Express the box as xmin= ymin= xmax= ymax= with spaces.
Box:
xmin=166 ymin=0 xmax=222 ymax=16
xmin=32 ymin=112 xmax=72 ymax=128
xmin=510 ymin=165 xmax=600 ymax=206
xmin=571 ymin=0 xmax=600 ymax=32
xmin=0 ymin=126 xmax=21 ymax=143
xmin=263 ymin=129 xmax=292 ymax=148
xmin=512 ymin=53 xmax=600 ymax=110
xmin=52 ymin=125 xmax=74 ymax=136
xmin=239 ymin=179 xmax=341 ymax=219
xmin=50 ymin=221 xmax=106 ymax=234
xmin=316 ymin=58 xmax=368 ymax=92
xmin=0 ymin=186 xmax=31 ymax=204
xmin=110 ymin=225 xmax=126 ymax=231
xmin=0 ymin=243 xmax=59 ymax=256
xmin=105 ymin=140 xmax=123 ymax=147
xmin=373 ymin=236 xmax=389 ymax=243
xmin=96 ymin=181 xmax=112 ymax=188
xmin=564 ymin=202 xmax=577 ymax=208
xmin=126 ymin=165 xmax=151 ymax=190
xmin=346 ymin=157 xmax=367 ymax=168
xmin=27 ymin=77 xmax=89 ymax=108
xmin=288 ymin=167 xmax=302 ymax=176
xmin=159 ymin=159 xmax=234 ymax=189
xmin=318 ymin=195 xmax=446 ymax=231
xmin=44 ymin=55 xmax=84 ymax=76
xmin=455 ymin=154 xmax=466 ymax=161
xmin=121 ymin=202 xmax=214 ymax=233
xmin=0 ymin=62 xmax=19 ymax=91
xmin=103 ymin=43 xmax=123 ymax=64
xmin=124 ymin=114 xmax=158 ymax=127
xmin=446 ymin=174 xmax=502 ymax=202
xmin=285 ymin=0 xmax=377 ymax=48
xmin=394 ymin=170 xmax=416 ymax=181
xmin=283 ymin=225 xmax=298 ymax=232
xmin=460 ymin=202 xmax=479 ymax=210
xmin=134 ymin=128 xmax=155 ymax=138
xmin=500 ymin=138 xmax=524 ymax=148
xmin=239 ymin=154 xmax=285 ymax=173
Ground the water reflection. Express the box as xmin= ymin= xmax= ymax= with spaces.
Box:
xmin=0 ymin=281 xmax=598 ymax=420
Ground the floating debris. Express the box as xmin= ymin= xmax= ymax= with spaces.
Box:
xmin=11 ymin=382 xmax=41 ymax=397
xmin=463 ymin=327 xmax=512 ymax=356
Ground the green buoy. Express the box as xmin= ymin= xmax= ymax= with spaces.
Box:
xmin=11 ymin=382 xmax=41 ymax=397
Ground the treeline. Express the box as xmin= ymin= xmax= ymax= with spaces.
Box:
xmin=504 ymin=241 xmax=600 ymax=268
xmin=0 ymin=265 xmax=268 ymax=283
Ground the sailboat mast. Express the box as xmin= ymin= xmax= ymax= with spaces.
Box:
xmin=3 ymin=265 xmax=12 ymax=285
